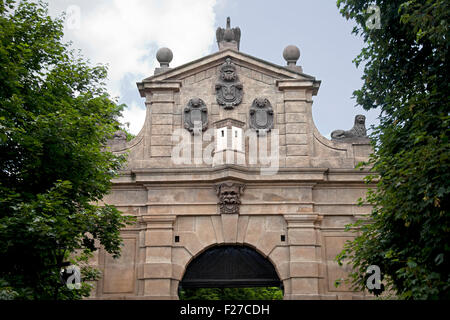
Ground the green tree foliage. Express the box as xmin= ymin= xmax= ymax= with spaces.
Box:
xmin=179 ymin=287 xmax=283 ymax=300
xmin=0 ymin=0 xmax=135 ymax=299
xmin=335 ymin=0 xmax=449 ymax=299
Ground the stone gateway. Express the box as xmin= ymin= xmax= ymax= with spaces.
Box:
xmin=96 ymin=17 xmax=373 ymax=300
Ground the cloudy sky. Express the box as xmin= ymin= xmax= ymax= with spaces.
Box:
xmin=47 ymin=0 xmax=378 ymax=137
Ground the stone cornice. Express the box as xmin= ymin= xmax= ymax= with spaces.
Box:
xmin=284 ymin=214 xmax=322 ymax=228
xmin=141 ymin=49 xmax=316 ymax=83
xmin=139 ymin=215 xmax=176 ymax=228
xmin=136 ymin=80 xmax=182 ymax=97
xmin=213 ymin=117 xmax=246 ymax=128
xmin=276 ymin=79 xmax=321 ymax=95
xmin=111 ymin=166 xmax=373 ymax=185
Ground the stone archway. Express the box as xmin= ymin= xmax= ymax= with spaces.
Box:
xmin=179 ymin=245 xmax=282 ymax=296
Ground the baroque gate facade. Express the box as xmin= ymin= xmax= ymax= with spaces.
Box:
xmin=91 ymin=19 xmax=373 ymax=300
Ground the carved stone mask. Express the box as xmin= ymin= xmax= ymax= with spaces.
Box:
xmin=220 ymin=60 xmax=237 ymax=82
xmin=190 ymin=97 xmax=202 ymax=107
xmin=255 ymin=98 xmax=266 ymax=107
xmin=215 ymin=182 xmax=245 ymax=214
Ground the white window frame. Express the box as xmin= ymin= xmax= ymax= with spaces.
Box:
xmin=216 ymin=127 xmax=228 ymax=151
xmin=231 ymin=126 xmax=243 ymax=151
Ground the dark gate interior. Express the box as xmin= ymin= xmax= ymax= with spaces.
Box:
xmin=179 ymin=245 xmax=281 ymax=288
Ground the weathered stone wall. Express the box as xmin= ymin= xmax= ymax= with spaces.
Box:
xmin=95 ymin=48 xmax=373 ymax=300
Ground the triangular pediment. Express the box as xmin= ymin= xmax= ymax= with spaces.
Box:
xmin=139 ymin=49 xmax=316 ymax=85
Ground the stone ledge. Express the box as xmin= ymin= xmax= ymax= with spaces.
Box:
xmin=137 ymin=81 xmax=182 ymax=97
xmin=112 ymin=166 xmax=373 ymax=184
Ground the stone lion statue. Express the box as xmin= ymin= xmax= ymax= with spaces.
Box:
xmin=112 ymin=130 xmax=127 ymax=141
xmin=331 ymin=114 xmax=368 ymax=141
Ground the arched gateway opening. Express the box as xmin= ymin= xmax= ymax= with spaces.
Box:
xmin=179 ymin=245 xmax=283 ymax=300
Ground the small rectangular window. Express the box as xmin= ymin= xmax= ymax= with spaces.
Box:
xmin=231 ymin=126 xmax=242 ymax=151
xmin=216 ymin=128 xmax=227 ymax=151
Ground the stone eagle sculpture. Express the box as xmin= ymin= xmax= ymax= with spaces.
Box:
xmin=331 ymin=114 xmax=369 ymax=142
xmin=216 ymin=17 xmax=241 ymax=50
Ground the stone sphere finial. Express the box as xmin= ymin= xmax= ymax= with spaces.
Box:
xmin=283 ymin=45 xmax=300 ymax=67
xmin=156 ymin=47 xmax=173 ymax=67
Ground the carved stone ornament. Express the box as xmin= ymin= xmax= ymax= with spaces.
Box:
xmin=214 ymin=182 xmax=245 ymax=214
xmin=216 ymin=17 xmax=241 ymax=51
xmin=215 ymin=58 xmax=243 ymax=109
xmin=112 ymin=130 xmax=127 ymax=141
xmin=331 ymin=114 xmax=370 ymax=142
xmin=249 ymin=98 xmax=274 ymax=134
xmin=184 ymin=98 xmax=208 ymax=135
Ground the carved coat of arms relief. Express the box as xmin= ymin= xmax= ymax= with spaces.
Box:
xmin=184 ymin=98 xmax=208 ymax=135
xmin=249 ymin=98 xmax=274 ymax=134
xmin=215 ymin=58 xmax=243 ymax=109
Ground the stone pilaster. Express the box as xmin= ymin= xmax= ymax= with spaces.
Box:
xmin=277 ymin=80 xmax=319 ymax=168
xmin=139 ymin=215 xmax=177 ymax=299
xmin=137 ymin=81 xmax=181 ymax=165
xmin=284 ymin=214 xmax=322 ymax=299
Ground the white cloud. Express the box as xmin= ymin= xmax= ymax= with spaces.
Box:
xmin=121 ymin=102 xmax=146 ymax=135
xmin=47 ymin=0 xmax=217 ymax=134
